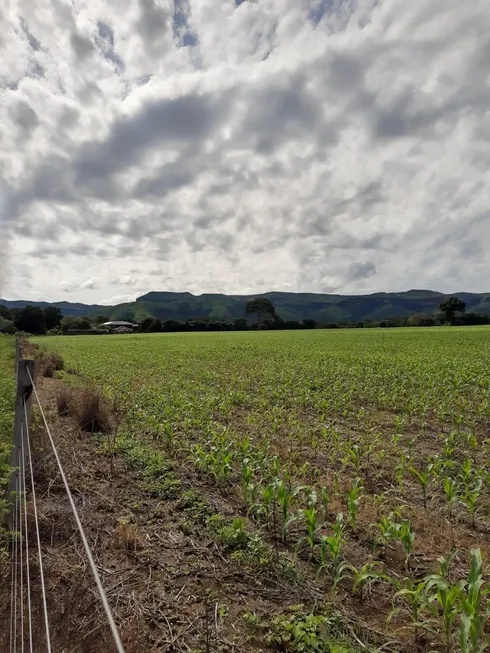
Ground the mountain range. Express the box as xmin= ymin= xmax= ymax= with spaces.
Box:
xmin=2 ymin=290 xmax=490 ymax=324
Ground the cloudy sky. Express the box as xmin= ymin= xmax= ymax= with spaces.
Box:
xmin=1 ymin=0 xmax=489 ymax=304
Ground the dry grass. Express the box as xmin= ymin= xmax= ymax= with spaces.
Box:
xmin=40 ymin=351 xmax=64 ymax=378
xmin=56 ymin=386 xmax=72 ymax=416
xmin=75 ymin=387 xmax=111 ymax=434
xmin=114 ymin=520 xmax=145 ymax=552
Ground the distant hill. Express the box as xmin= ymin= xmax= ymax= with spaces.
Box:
xmin=3 ymin=289 xmax=490 ymax=323
xmin=0 ymin=299 xmax=104 ymax=317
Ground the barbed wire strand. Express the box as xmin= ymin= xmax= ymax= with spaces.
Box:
xmin=14 ymin=475 xmax=19 ymax=653
xmin=26 ymin=371 xmax=126 ymax=653
xmin=21 ymin=422 xmax=34 ymax=653
xmin=24 ymin=400 xmax=52 ymax=653
xmin=9 ymin=488 xmax=16 ymax=653
xmin=19 ymin=453 xmax=25 ymax=653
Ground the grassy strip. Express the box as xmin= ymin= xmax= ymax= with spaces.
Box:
xmin=0 ymin=336 xmax=16 ymax=534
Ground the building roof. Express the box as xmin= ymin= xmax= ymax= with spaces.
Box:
xmin=102 ymin=321 xmax=137 ymax=327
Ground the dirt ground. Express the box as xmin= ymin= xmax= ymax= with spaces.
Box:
xmin=2 ymin=358 xmax=484 ymax=653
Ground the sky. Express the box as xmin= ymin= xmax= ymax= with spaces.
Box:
xmin=0 ymin=0 xmax=489 ymax=305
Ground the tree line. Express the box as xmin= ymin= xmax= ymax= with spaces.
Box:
xmin=0 ymin=295 xmax=487 ymax=336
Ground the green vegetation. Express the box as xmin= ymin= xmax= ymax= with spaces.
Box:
xmin=4 ymin=288 xmax=490 ymax=325
xmin=36 ymin=327 xmax=490 ymax=650
xmin=0 ymin=336 xmax=15 ymax=525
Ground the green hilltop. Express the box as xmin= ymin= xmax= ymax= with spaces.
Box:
xmin=2 ymin=289 xmax=490 ymax=323
xmin=96 ymin=289 xmax=490 ymax=323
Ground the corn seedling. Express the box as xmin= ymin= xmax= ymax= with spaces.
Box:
xmin=460 ymin=479 xmax=482 ymax=528
xmin=323 ymin=513 xmax=345 ymax=568
xmin=370 ymin=512 xmax=401 ymax=555
xmin=302 ymin=490 xmax=320 ymax=555
xmin=351 ymin=561 xmax=385 ymax=604
xmin=388 ymin=576 xmax=431 ymax=642
xmin=346 ymin=477 xmax=364 ymax=530
xmin=276 ymin=479 xmax=303 ymax=542
xmin=443 ymin=477 xmax=460 ymax=519
xmin=398 ymin=519 xmax=415 ymax=569
xmin=425 ymin=574 xmax=464 ymax=652
xmin=409 ymin=463 xmax=433 ymax=508
xmin=459 ymin=549 xmax=490 ymax=653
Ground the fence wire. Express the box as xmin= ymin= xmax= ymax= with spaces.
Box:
xmin=7 ymin=364 xmax=125 ymax=653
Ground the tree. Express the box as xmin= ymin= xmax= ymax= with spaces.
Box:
xmin=0 ymin=317 xmax=15 ymax=334
xmin=302 ymin=319 xmax=316 ymax=329
xmin=44 ymin=306 xmax=63 ymax=330
xmin=94 ymin=315 xmax=110 ymax=325
xmin=0 ymin=304 xmax=11 ymax=320
xmin=245 ymin=298 xmax=277 ymax=325
xmin=232 ymin=318 xmax=248 ymax=331
xmin=439 ymin=297 xmax=466 ymax=325
xmin=60 ymin=316 xmax=92 ymax=334
xmin=13 ymin=306 xmax=47 ymax=334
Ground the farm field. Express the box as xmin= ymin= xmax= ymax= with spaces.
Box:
xmin=0 ymin=336 xmax=15 ymax=523
xmin=35 ymin=327 xmax=490 ymax=652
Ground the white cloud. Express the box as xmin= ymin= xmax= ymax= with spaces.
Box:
xmin=1 ymin=0 xmax=490 ymax=303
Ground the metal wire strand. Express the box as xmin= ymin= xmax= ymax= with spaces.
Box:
xmin=24 ymin=400 xmax=52 ymax=653
xmin=14 ymin=475 xmax=19 ymax=653
xmin=19 ymin=455 xmax=24 ymax=653
xmin=9 ymin=487 xmax=16 ymax=653
xmin=26 ymin=370 xmax=126 ymax=653
xmin=21 ymin=422 xmax=34 ymax=653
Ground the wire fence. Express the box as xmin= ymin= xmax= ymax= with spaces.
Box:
xmin=6 ymin=345 xmax=125 ymax=653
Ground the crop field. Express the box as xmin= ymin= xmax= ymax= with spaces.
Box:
xmin=36 ymin=327 xmax=489 ymax=652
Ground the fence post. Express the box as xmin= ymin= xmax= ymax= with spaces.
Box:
xmin=4 ymin=349 xmax=35 ymax=528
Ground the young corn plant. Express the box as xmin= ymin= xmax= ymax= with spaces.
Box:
xmin=241 ymin=457 xmax=259 ymax=516
xmin=388 ymin=576 xmax=431 ymax=643
xmin=322 ymin=513 xmax=345 ymax=568
xmin=459 ymin=549 xmax=490 ymax=653
xmin=459 ymin=459 xmax=474 ymax=489
xmin=425 ymin=575 xmax=464 ymax=652
xmin=260 ymin=482 xmax=277 ymax=534
xmin=399 ymin=519 xmax=415 ymax=570
xmin=409 ymin=463 xmax=433 ymax=508
xmin=343 ymin=443 xmax=362 ymax=476
xmin=351 ymin=561 xmax=385 ymax=604
xmin=346 ymin=477 xmax=364 ymax=531
xmin=443 ymin=477 xmax=460 ymax=519
xmin=370 ymin=512 xmax=401 ymax=556
xmin=319 ymin=513 xmax=348 ymax=592
xmin=460 ymin=479 xmax=482 ymax=528
xmin=320 ymin=486 xmax=330 ymax=523
xmin=302 ymin=490 xmax=320 ymax=556
xmin=276 ymin=479 xmax=303 ymax=543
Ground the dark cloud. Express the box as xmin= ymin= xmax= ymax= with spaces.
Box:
xmin=20 ymin=19 xmax=41 ymax=51
xmin=137 ymin=0 xmax=170 ymax=51
xmin=347 ymin=261 xmax=377 ymax=281
xmin=237 ymin=72 xmax=324 ymax=153
xmin=9 ymin=101 xmax=38 ymax=133
xmin=74 ymin=90 xmax=229 ymax=183
xmin=70 ymin=31 xmax=95 ymax=60
xmin=96 ymin=21 xmax=125 ymax=72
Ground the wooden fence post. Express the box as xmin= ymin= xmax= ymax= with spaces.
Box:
xmin=4 ymin=350 xmax=35 ymax=528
